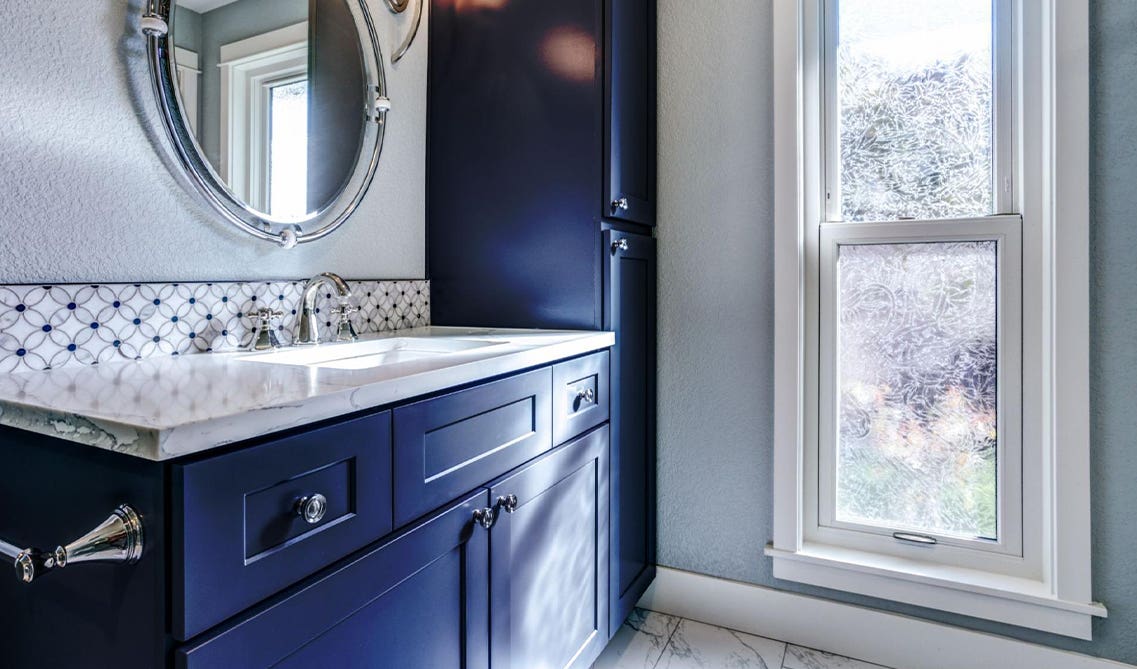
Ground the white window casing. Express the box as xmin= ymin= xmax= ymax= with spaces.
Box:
xmin=218 ymin=22 xmax=309 ymax=212
xmin=173 ymin=47 xmax=201 ymax=138
xmin=767 ymin=0 xmax=1104 ymax=639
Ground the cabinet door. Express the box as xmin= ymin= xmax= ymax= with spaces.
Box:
xmin=489 ymin=427 xmax=610 ymax=669
xmin=177 ymin=492 xmax=490 ymax=669
xmin=604 ymin=0 xmax=655 ymax=226
xmin=603 ymin=230 xmax=657 ymax=635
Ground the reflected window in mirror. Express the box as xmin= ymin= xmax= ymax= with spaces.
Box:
xmin=167 ymin=0 xmax=367 ymax=226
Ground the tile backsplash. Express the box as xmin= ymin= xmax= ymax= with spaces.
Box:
xmin=0 ymin=280 xmax=429 ymax=373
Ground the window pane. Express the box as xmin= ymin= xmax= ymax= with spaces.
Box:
xmin=269 ymin=80 xmax=309 ymax=219
xmin=836 ymin=241 xmax=998 ymax=540
xmin=836 ymin=0 xmax=994 ymax=222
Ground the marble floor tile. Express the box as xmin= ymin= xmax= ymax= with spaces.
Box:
xmin=593 ymin=608 xmax=683 ymax=669
xmin=655 ymin=619 xmax=787 ymax=669
xmin=782 ymin=645 xmax=892 ymax=669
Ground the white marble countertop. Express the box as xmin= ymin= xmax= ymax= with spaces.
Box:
xmin=0 ymin=327 xmax=614 ymax=462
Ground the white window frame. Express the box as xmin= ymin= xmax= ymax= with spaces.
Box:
xmin=218 ymin=22 xmax=309 ymax=212
xmin=173 ymin=47 xmax=201 ymax=137
xmin=767 ymin=0 xmax=1106 ymax=640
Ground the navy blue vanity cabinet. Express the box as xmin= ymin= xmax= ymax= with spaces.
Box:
xmin=428 ymin=0 xmax=659 ymax=637
xmin=605 ymin=0 xmax=656 ymax=226
xmin=176 ymin=491 xmax=491 ymax=669
xmin=604 ymin=229 xmax=657 ymax=635
xmin=489 ymin=425 xmax=611 ymax=669
xmin=0 ymin=428 xmax=167 ymax=668
xmin=173 ymin=411 xmax=393 ymax=640
xmin=393 ymin=368 xmax=552 ymax=526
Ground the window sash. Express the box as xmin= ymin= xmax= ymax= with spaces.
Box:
xmin=808 ymin=216 xmax=1030 ymax=576
xmin=821 ymin=0 xmax=1016 ymax=223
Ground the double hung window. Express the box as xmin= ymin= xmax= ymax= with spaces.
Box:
xmin=768 ymin=0 xmax=1103 ymax=638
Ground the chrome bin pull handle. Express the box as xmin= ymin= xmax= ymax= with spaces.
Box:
xmin=0 ymin=504 xmax=144 ymax=584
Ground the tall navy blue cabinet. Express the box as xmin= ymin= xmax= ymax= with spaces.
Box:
xmin=427 ymin=0 xmax=658 ymax=638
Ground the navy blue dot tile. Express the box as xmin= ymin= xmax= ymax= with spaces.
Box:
xmin=67 ymin=344 xmax=77 ymax=352
xmin=16 ymin=349 xmax=26 ymax=357
xmin=41 ymin=324 xmax=51 ymax=333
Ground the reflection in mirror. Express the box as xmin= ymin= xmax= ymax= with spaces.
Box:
xmin=171 ymin=0 xmax=365 ymax=221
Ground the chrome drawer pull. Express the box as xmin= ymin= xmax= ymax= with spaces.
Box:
xmin=295 ymin=494 xmax=329 ymax=525
xmin=575 ymin=387 xmax=596 ymax=406
xmin=0 ymin=504 xmax=144 ymax=584
xmin=473 ymin=507 xmax=496 ymax=530
xmin=497 ymin=494 xmax=519 ymax=514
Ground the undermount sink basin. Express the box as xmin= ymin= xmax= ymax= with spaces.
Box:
xmin=237 ymin=337 xmax=502 ymax=370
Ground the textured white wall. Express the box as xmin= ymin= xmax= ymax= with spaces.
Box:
xmin=0 ymin=1 xmax=427 ymax=283
xmin=656 ymin=0 xmax=775 ymax=581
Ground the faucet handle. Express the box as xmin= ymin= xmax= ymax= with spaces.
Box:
xmin=329 ymin=304 xmax=359 ymax=343
xmin=249 ymin=308 xmax=285 ymax=351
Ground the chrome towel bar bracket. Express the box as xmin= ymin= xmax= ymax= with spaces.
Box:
xmin=0 ymin=505 xmax=144 ymax=584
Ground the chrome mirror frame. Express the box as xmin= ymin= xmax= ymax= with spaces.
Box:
xmin=140 ymin=0 xmax=390 ymax=248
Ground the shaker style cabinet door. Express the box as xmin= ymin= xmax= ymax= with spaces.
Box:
xmin=603 ymin=229 xmax=657 ymax=635
xmin=177 ymin=492 xmax=491 ymax=669
xmin=488 ymin=427 xmax=611 ymax=669
xmin=604 ymin=0 xmax=656 ymax=226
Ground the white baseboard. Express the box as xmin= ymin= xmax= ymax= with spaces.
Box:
xmin=638 ymin=567 xmax=1132 ymax=669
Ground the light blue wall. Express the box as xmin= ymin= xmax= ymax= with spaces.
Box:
xmin=173 ymin=6 xmax=201 ymax=53
xmin=656 ymin=0 xmax=1137 ymax=663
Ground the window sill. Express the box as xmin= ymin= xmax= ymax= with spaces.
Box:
xmin=764 ymin=543 xmax=1106 ymax=639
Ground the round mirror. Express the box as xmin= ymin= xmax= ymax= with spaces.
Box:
xmin=143 ymin=0 xmax=389 ymax=247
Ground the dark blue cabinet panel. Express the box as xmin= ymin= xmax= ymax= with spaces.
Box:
xmin=427 ymin=0 xmax=604 ymax=330
xmin=177 ymin=491 xmax=491 ymax=669
xmin=553 ymin=350 xmax=611 ymax=445
xmin=393 ymin=368 xmax=552 ymax=526
xmin=604 ymin=0 xmax=656 ymax=226
xmin=489 ymin=426 xmax=610 ymax=669
xmin=173 ymin=411 xmax=393 ymax=640
xmin=0 ymin=429 xmax=167 ymax=668
xmin=604 ymin=230 xmax=657 ymax=635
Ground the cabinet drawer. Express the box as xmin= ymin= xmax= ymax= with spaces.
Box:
xmin=393 ymin=368 xmax=552 ymax=526
xmin=552 ymin=351 xmax=610 ymax=445
xmin=176 ymin=491 xmax=489 ymax=669
xmin=173 ymin=412 xmax=392 ymax=641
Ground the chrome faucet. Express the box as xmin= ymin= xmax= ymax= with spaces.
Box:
xmin=296 ymin=272 xmax=358 ymax=345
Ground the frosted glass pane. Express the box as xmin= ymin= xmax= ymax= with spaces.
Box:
xmin=836 ymin=241 xmax=998 ymax=540
xmin=837 ymin=0 xmax=994 ymax=221
xmin=269 ymin=80 xmax=309 ymax=220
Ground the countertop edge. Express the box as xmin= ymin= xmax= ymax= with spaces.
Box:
xmin=0 ymin=332 xmax=614 ymax=462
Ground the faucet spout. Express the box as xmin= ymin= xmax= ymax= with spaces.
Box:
xmin=296 ymin=272 xmax=353 ymax=345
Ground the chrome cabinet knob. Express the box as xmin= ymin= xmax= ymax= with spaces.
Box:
xmin=295 ymin=494 xmax=328 ymax=525
xmin=612 ymin=197 xmax=630 ymax=212
xmin=497 ymin=494 xmax=519 ymax=514
xmin=612 ymin=238 xmax=629 ymax=253
xmin=575 ymin=387 xmax=596 ymax=405
xmin=473 ymin=507 xmax=496 ymax=530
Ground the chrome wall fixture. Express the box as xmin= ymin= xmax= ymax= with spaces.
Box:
xmin=0 ymin=505 xmax=145 ymax=584
xmin=139 ymin=1 xmax=390 ymax=248
xmin=385 ymin=0 xmax=422 ymax=64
